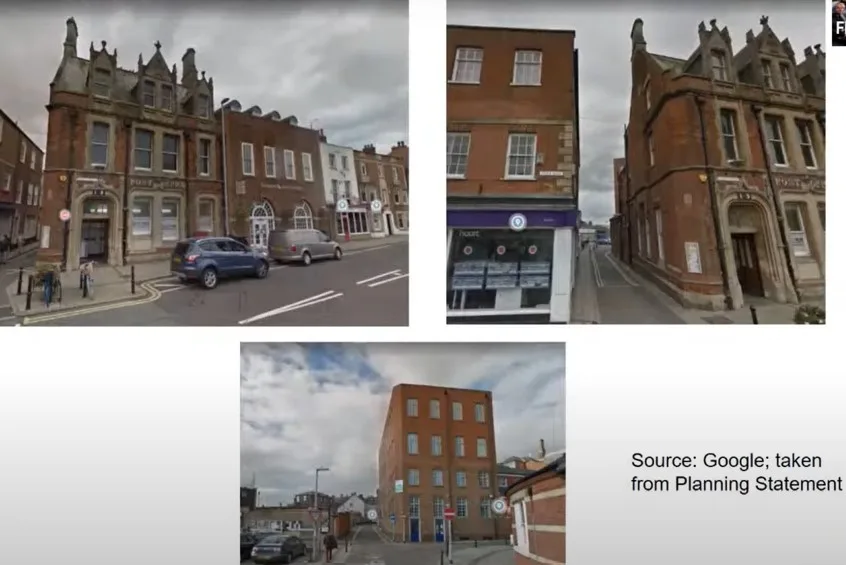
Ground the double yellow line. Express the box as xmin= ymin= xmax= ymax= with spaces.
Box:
xmin=21 ymin=280 xmax=164 ymax=325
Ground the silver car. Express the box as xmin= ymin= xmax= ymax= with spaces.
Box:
xmin=268 ymin=229 xmax=342 ymax=266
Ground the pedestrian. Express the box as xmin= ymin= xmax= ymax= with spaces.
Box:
xmin=323 ymin=532 xmax=338 ymax=562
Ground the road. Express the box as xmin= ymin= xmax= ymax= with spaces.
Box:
xmin=589 ymin=245 xmax=685 ymax=324
xmin=344 ymin=525 xmax=442 ymax=565
xmin=16 ymin=242 xmax=408 ymax=326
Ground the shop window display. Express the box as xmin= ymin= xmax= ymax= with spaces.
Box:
xmin=447 ymin=229 xmax=554 ymax=311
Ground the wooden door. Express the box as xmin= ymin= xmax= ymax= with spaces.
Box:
xmin=731 ymin=233 xmax=764 ymax=296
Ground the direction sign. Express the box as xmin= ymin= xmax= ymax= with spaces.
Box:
xmin=308 ymin=507 xmax=322 ymax=522
xmin=508 ymin=213 xmax=527 ymax=232
xmin=367 ymin=509 xmax=378 ymax=521
xmin=491 ymin=497 xmax=507 ymax=515
xmin=371 ymin=199 xmax=383 ymax=212
xmin=389 ymin=513 xmax=396 ymax=524
xmin=336 ymin=198 xmax=349 ymax=212
xmin=59 ymin=209 xmax=71 ymax=222
xmin=444 ymin=507 xmax=455 ymax=520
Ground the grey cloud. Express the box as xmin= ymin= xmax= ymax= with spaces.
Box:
xmin=0 ymin=5 xmax=407 ymax=155
xmin=448 ymin=2 xmax=819 ymax=223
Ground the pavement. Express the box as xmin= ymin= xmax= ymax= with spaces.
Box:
xmin=0 ymin=247 xmax=38 ymax=325
xmin=570 ymin=243 xmax=821 ymax=324
xmin=5 ymin=237 xmax=408 ymax=326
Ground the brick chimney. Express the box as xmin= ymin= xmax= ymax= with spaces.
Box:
xmin=318 ymin=129 xmax=327 ymax=143
xmin=362 ymin=143 xmax=377 ymax=154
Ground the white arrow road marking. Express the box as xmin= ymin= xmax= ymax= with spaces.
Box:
xmin=237 ymin=290 xmax=343 ymax=325
xmin=357 ymin=270 xmax=399 ymax=285
xmin=368 ymin=273 xmax=408 ymax=288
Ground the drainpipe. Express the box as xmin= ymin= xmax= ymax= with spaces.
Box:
xmin=693 ymin=97 xmax=733 ymax=310
xmin=60 ymin=109 xmax=78 ymax=272
xmin=815 ymin=111 xmax=825 ymax=136
xmin=122 ymin=118 xmax=132 ymax=266
xmin=183 ymin=131 xmax=191 ymax=238
xmin=622 ymin=125 xmax=633 ymax=264
xmin=750 ymin=104 xmax=800 ymax=301
xmin=220 ymin=106 xmax=231 ymax=236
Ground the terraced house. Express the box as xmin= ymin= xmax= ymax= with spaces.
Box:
xmin=39 ymin=18 xmax=221 ymax=269
xmin=615 ymin=16 xmax=825 ymax=311
xmin=353 ymin=143 xmax=409 ymax=237
xmin=0 ymin=110 xmax=43 ymax=253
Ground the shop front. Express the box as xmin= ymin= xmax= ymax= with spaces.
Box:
xmin=447 ymin=208 xmax=579 ymax=324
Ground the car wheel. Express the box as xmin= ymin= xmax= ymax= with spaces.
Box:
xmin=201 ymin=267 xmax=218 ymax=289
xmin=255 ymin=260 xmax=269 ymax=278
xmin=302 ymin=252 xmax=312 ymax=266
xmin=333 ymin=247 xmax=342 ymax=260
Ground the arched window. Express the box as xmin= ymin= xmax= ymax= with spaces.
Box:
xmin=250 ymin=200 xmax=274 ymax=221
xmin=292 ymin=202 xmax=313 ymax=230
xmin=249 ymin=200 xmax=275 ymax=249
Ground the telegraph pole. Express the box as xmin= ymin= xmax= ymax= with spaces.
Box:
xmin=313 ymin=467 xmax=330 ymax=561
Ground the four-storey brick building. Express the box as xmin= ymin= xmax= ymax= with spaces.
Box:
xmin=0 ymin=110 xmax=44 ymax=253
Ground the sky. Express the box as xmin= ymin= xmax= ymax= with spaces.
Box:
xmin=448 ymin=1 xmax=822 ymax=223
xmin=241 ymin=343 xmax=566 ymax=506
xmin=0 ymin=4 xmax=408 ymax=154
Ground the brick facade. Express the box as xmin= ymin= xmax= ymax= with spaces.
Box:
xmin=618 ymin=17 xmax=825 ymax=310
xmin=506 ymin=457 xmax=565 ymax=565
xmin=0 ymin=110 xmax=43 ymax=247
xmin=447 ymin=25 xmax=579 ymax=200
xmin=219 ymin=103 xmax=329 ymax=243
xmin=39 ymin=18 xmax=222 ymax=269
xmin=353 ymin=145 xmax=408 ymax=235
xmin=378 ymin=384 xmax=500 ymax=542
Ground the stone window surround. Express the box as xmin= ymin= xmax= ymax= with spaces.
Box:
xmin=131 ymin=124 xmax=185 ymax=175
xmin=759 ymin=56 xmax=797 ymax=92
xmin=759 ymin=109 xmax=825 ymax=173
xmin=196 ymin=193 xmax=221 ymax=235
xmin=86 ymin=115 xmax=119 ymax=170
xmin=711 ymin=101 xmax=752 ymax=165
xmin=128 ymin=190 xmax=186 ymax=253
xmin=196 ymin=134 xmax=216 ymax=180
xmin=780 ymin=194 xmax=824 ymax=268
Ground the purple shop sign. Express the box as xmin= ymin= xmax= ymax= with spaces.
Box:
xmin=447 ymin=209 xmax=579 ymax=229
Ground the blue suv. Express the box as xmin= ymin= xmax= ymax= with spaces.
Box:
xmin=170 ymin=237 xmax=269 ymax=289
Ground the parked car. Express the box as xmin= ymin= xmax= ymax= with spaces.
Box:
xmin=251 ymin=534 xmax=307 ymax=563
xmin=241 ymin=533 xmax=257 ymax=560
xmin=170 ymin=237 xmax=270 ymax=289
xmin=268 ymin=229 xmax=342 ymax=266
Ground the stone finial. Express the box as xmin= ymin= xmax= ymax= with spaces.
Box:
xmin=698 ymin=21 xmax=706 ymax=33
xmin=760 ymin=15 xmax=769 ymax=27
xmin=201 ymin=70 xmax=206 ymax=80
xmin=172 ymin=64 xmax=177 ymax=75
xmin=630 ymin=18 xmax=646 ymax=49
xmin=138 ymin=53 xmax=143 ymax=65
xmin=154 ymin=40 xmax=162 ymax=51
xmin=746 ymin=30 xmax=755 ymax=44
xmin=709 ymin=19 xmax=717 ymax=29
xmin=101 ymin=40 xmax=107 ymax=49
xmin=814 ymin=43 xmax=823 ymax=55
xmin=113 ymin=48 xmax=117 ymax=57
xmin=804 ymin=46 xmax=814 ymax=57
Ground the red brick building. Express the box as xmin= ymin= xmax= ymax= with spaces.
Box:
xmin=378 ymin=384 xmax=500 ymax=542
xmin=609 ymin=157 xmax=628 ymax=262
xmin=353 ymin=144 xmax=408 ymax=236
xmin=38 ymin=18 xmax=222 ymax=269
xmin=218 ymin=100 xmax=328 ymax=249
xmin=506 ymin=455 xmax=565 ymax=565
xmin=618 ymin=16 xmax=825 ymax=311
xmin=0 ymin=110 xmax=43 ymax=252
xmin=446 ymin=25 xmax=580 ymax=324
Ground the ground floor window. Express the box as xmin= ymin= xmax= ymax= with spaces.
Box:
xmin=161 ymin=198 xmax=180 ymax=242
xmin=447 ymin=228 xmax=554 ymax=311
xmin=198 ymin=198 xmax=215 ymax=233
xmin=292 ymin=202 xmax=313 ymax=230
xmin=784 ymin=202 xmax=810 ymax=257
xmin=131 ymin=197 xmax=152 ymax=236
xmin=397 ymin=212 xmax=407 ymax=229
xmin=336 ymin=211 xmax=368 ymax=235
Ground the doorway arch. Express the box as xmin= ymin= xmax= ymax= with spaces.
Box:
xmin=249 ymin=200 xmax=275 ymax=251
xmin=292 ymin=201 xmax=314 ymax=230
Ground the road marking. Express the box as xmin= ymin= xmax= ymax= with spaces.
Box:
xmin=367 ymin=273 xmax=408 ymax=287
xmin=154 ymin=283 xmax=183 ymax=288
xmin=237 ymin=290 xmax=344 ymax=325
xmin=0 ymin=315 xmax=17 ymax=322
xmin=159 ymin=286 xmax=187 ymax=294
xmin=21 ymin=281 xmax=163 ymax=325
xmin=604 ymin=251 xmax=640 ymax=286
xmin=590 ymin=249 xmax=604 ymax=288
xmin=357 ymin=269 xmax=400 ymax=285
xmin=345 ymin=244 xmax=393 ymax=256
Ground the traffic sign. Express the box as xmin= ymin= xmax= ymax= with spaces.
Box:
xmin=336 ymin=198 xmax=349 ymax=212
xmin=491 ymin=498 xmax=507 ymax=515
xmin=59 ymin=209 xmax=71 ymax=222
xmin=371 ymin=199 xmax=382 ymax=212
xmin=308 ymin=507 xmax=322 ymax=522
xmin=444 ymin=507 xmax=455 ymax=520
xmin=496 ymin=245 xmax=506 ymax=255
xmin=462 ymin=245 xmax=473 ymax=256
xmin=528 ymin=245 xmax=538 ymax=255
xmin=367 ymin=509 xmax=378 ymax=521
xmin=389 ymin=513 xmax=396 ymax=524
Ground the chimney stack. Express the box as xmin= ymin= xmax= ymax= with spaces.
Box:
xmin=538 ymin=438 xmax=546 ymax=458
xmin=318 ymin=129 xmax=327 ymax=142
xmin=181 ymin=47 xmax=197 ymax=85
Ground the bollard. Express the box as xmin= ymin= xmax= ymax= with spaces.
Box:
xmin=25 ymin=275 xmax=33 ymax=311
xmin=82 ymin=273 xmax=88 ymax=298
xmin=79 ymin=271 xmax=84 ymax=289
xmin=474 ymin=540 xmax=478 ymax=548
xmin=16 ymin=266 xmax=23 ymax=295
xmin=131 ymin=265 xmax=136 ymax=295
xmin=440 ymin=549 xmax=444 ymax=565
xmin=750 ymin=305 xmax=759 ymax=325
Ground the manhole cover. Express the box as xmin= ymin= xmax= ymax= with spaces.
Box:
xmin=702 ymin=315 xmax=734 ymax=324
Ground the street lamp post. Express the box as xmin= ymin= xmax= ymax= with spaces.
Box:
xmin=313 ymin=466 xmax=330 ymax=561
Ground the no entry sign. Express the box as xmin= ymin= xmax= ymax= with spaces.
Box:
xmin=444 ymin=507 xmax=455 ymax=520
xmin=58 ymin=209 xmax=71 ymax=222
xmin=496 ymin=245 xmax=506 ymax=255
xmin=528 ymin=245 xmax=538 ymax=255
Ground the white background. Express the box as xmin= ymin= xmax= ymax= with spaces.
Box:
xmin=1 ymin=1 xmax=844 ymax=564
